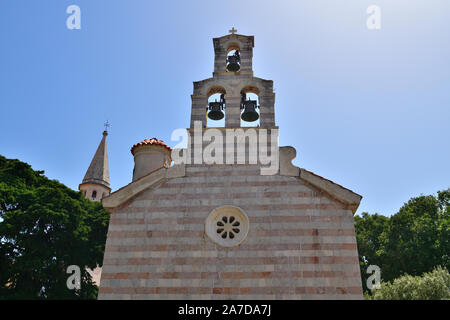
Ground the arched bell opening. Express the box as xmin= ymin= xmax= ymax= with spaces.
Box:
xmin=226 ymin=47 xmax=241 ymax=72
xmin=240 ymin=87 xmax=260 ymax=127
xmin=206 ymin=87 xmax=226 ymax=127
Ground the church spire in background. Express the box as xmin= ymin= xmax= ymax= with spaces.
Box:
xmin=79 ymin=127 xmax=111 ymax=202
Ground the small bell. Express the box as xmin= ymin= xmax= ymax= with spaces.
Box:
xmin=207 ymin=98 xmax=225 ymax=121
xmin=226 ymin=50 xmax=240 ymax=72
xmin=241 ymin=99 xmax=259 ymax=122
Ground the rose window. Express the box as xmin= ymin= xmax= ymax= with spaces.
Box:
xmin=205 ymin=206 xmax=249 ymax=247
xmin=216 ymin=215 xmax=241 ymax=239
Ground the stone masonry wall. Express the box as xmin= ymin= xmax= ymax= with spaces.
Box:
xmin=98 ymin=164 xmax=363 ymax=299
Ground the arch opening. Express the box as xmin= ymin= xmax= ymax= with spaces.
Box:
xmin=240 ymin=87 xmax=260 ymax=127
xmin=226 ymin=48 xmax=240 ymax=72
xmin=206 ymin=87 xmax=226 ymax=128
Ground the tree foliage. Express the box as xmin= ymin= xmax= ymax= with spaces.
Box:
xmin=356 ymin=189 xmax=450 ymax=294
xmin=354 ymin=212 xmax=389 ymax=291
xmin=368 ymin=266 xmax=450 ymax=300
xmin=0 ymin=155 xmax=109 ymax=299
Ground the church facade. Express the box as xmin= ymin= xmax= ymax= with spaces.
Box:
xmin=91 ymin=31 xmax=363 ymax=299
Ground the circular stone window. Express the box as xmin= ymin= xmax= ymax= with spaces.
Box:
xmin=205 ymin=206 xmax=249 ymax=247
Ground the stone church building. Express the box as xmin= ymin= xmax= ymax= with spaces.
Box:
xmin=80 ymin=31 xmax=363 ymax=299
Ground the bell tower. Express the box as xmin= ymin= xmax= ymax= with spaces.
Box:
xmin=190 ymin=29 xmax=276 ymax=129
xmin=212 ymin=27 xmax=254 ymax=76
xmin=184 ymin=29 xmax=278 ymax=167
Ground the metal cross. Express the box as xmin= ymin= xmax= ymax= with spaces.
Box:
xmin=104 ymin=120 xmax=110 ymax=131
xmin=229 ymin=27 xmax=237 ymax=35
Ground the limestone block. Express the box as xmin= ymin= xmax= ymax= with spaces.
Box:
xmin=279 ymin=146 xmax=300 ymax=177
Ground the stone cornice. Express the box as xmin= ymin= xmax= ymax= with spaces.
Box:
xmin=103 ymin=147 xmax=362 ymax=214
xmin=186 ymin=126 xmax=279 ymax=133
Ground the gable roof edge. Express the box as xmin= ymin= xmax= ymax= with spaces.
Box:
xmin=279 ymin=146 xmax=362 ymax=214
xmin=101 ymin=164 xmax=186 ymax=209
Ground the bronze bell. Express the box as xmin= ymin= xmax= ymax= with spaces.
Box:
xmin=207 ymin=98 xmax=225 ymax=120
xmin=226 ymin=50 xmax=240 ymax=72
xmin=241 ymin=99 xmax=259 ymax=122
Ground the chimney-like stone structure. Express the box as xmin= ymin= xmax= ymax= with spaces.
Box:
xmin=130 ymin=138 xmax=172 ymax=181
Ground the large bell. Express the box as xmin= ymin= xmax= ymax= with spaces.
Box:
xmin=241 ymin=99 xmax=259 ymax=122
xmin=226 ymin=51 xmax=240 ymax=72
xmin=207 ymin=100 xmax=225 ymax=120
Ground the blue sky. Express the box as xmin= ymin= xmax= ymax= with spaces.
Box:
xmin=0 ymin=0 xmax=449 ymax=216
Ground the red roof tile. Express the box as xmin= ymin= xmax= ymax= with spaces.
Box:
xmin=130 ymin=138 xmax=172 ymax=155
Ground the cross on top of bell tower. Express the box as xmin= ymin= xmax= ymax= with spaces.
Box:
xmin=104 ymin=120 xmax=110 ymax=133
xmin=229 ymin=27 xmax=237 ymax=35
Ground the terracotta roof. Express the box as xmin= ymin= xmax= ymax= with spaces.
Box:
xmin=131 ymin=138 xmax=172 ymax=155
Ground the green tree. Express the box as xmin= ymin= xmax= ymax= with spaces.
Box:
xmin=368 ymin=266 xmax=450 ymax=300
xmin=355 ymin=189 xmax=450 ymax=295
xmin=0 ymin=155 xmax=109 ymax=299
xmin=378 ymin=190 xmax=450 ymax=282
xmin=354 ymin=212 xmax=389 ymax=292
